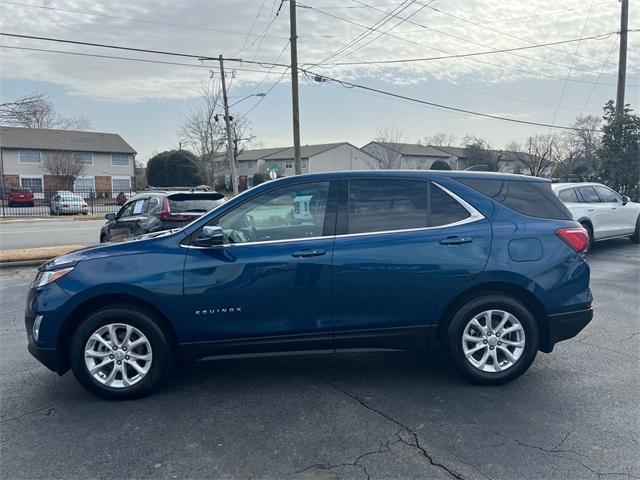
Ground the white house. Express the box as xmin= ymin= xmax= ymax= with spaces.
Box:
xmin=236 ymin=142 xmax=379 ymax=189
xmin=0 ymin=126 xmax=136 ymax=198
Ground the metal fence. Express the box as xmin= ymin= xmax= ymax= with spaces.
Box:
xmin=0 ymin=189 xmax=136 ymax=218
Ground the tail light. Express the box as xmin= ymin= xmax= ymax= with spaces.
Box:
xmin=556 ymin=227 xmax=589 ymax=253
xmin=156 ymin=198 xmax=190 ymax=222
xmin=62 ymin=203 xmax=69 ymax=208
xmin=82 ymin=203 xmax=88 ymax=208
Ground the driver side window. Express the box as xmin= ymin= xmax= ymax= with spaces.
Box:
xmin=216 ymin=181 xmax=330 ymax=244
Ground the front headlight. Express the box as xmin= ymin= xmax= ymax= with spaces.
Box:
xmin=33 ymin=267 xmax=74 ymax=288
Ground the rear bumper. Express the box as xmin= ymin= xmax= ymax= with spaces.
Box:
xmin=542 ymin=307 xmax=593 ymax=352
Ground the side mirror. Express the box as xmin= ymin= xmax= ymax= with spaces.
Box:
xmin=105 ymin=213 xmax=116 ymax=221
xmin=192 ymin=225 xmax=224 ymax=247
xmin=621 ymin=195 xmax=630 ymax=205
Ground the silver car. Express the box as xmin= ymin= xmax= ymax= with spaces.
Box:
xmin=50 ymin=193 xmax=89 ymax=215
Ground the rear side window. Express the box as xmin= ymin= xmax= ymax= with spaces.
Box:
xmin=593 ymin=186 xmax=620 ymax=203
xmin=430 ymin=184 xmax=470 ymax=226
xmin=558 ymin=188 xmax=579 ymax=203
xmin=347 ymin=179 xmax=427 ymax=234
xmin=456 ymin=178 xmax=572 ymax=220
xmin=168 ymin=193 xmax=225 ymax=213
xmin=577 ymin=186 xmax=600 ymax=203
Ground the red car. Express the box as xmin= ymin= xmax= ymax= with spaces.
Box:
xmin=7 ymin=187 xmax=35 ymax=207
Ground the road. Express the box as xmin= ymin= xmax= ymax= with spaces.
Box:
xmin=0 ymin=239 xmax=638 ymax=480
xmin=0 ymin=219 xmax=104 ymax=250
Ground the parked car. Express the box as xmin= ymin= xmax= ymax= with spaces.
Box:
xmin=100 ymin=190 xmax=226 ymax=243
xmin=50 ymin=193 xmax=89 ymax=215
xmin=7 ymin=187 xmax=34 ymax=207
xmin=552 ymin=183 xmax=640 ymax=244
xmin=116 ymin=191 xmax=128 ymax=206
xmin=26 ymin=171 xmax=593 ymax=399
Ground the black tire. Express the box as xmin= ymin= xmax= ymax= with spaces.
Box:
xmin=446 ymin=294 xmax=539 ymax=385
xmin=630 ymin=216 xmax=640 ymax=244
xmin=100 ymin=234 xmax=108 ymax=243
xmin=69 ymin=304 xmax=173 ymax=400
xmin=580 ymin=222 xmax=594 ymax=249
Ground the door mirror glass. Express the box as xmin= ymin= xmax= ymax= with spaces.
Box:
xmin=622 ymin=195 xmax=630 ymax=205
xmin=105 ymin=212 xmax=116 ymax=221
xmin=192 ymin=225 xmax=224 ymax=247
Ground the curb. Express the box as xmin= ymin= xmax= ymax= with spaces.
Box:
xmin=0 ymin=259 xmax=47 ymax=269
xmin=0 ymin=216 xmax=104 ymax=222
xmin=0 ymin=245 xmax=88 ymax=266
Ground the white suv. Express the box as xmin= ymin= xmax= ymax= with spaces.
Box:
xmin=552 ymin=183 xmax=640 ymax=244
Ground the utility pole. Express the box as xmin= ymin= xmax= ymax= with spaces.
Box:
xmin=289 ymin=0 xmax=302 ymax=174
xmin=219 ymin=54 xmax=239 ymax=195
xmin=616 ymin=0 xmax=628 ymax=117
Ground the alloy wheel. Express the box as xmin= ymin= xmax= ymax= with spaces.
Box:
xmin=84 ymin=323 xmax=152 ymax=388
xmin=461 ymin=310 xmax=525 ymax=373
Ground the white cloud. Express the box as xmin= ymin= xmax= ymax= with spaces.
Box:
xmin=1 ymin=0 xmax=637 ymax=103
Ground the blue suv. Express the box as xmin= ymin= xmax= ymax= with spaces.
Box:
xmin=25 ymin=171 xmax=593 ymax=399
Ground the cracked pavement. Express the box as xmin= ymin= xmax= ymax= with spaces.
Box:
xmin=0 ymin=239 xmax=638 ymax=480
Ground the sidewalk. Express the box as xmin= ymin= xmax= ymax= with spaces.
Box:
xmin=0 ymin=215 xmax=104 ymax=222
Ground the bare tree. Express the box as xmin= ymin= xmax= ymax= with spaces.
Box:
xmin=463 ymin=135 xmax=500 ymax=171
xmin=565 ymin=115 xmax=602 ymax=171
xmin=367 ymin=126 xmax=404 ymax=169
xmin=179 ymin=81 xmax=255 ymax=187
xmin=42 ymin=151 xmax=86 ymax=190
xmin=518 ymin=134 xmax=560 ymax=177
xmin=0 ymin=92 xmax=91 ymax=130
xmin=420 ymin=132 xmax=457 ymax=147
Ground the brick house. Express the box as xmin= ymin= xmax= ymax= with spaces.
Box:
xmin=0 ymin=126 xmax=136 ymax=198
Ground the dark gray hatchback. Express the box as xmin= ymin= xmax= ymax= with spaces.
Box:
xmin=100 ymin=190 xmax=226 ymax=243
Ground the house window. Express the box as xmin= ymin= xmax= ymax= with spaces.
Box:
xmin=285 ymin=160 xmax=293 ymax=169
xmin=19 ymin=150 xmax=42 ymax=164
xmin=247 ymin=161 xmax=257 ymax=172
xmin=19 ymin=175 xmax=43 ymax=199
xmin=301 ymin=159 xmax=308 ymax=169
xmin=112 ymin=154 xmax=131 ymax=166
xmin=112 ymin=176 xmax=132 ymax=194
xmin=72 ymin=152 xmax=93 ymax=165
xmin=73 ymin=176 xmax=95 ymax=196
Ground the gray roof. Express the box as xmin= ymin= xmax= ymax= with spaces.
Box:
xmin=431 ymin=146 xmax=467 ymax=158
xmin=363 ymin=141 xmax=451 ymax=158
xmin=0 ymin=126 xmax=136 ymax=154
xmin=237 ymin=143 xmax=351 ymax=162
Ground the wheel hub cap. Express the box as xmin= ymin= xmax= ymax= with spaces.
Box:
xmin=84 ymin=323 xmax=153 ymax=389
xmin=461 ymin=309 xmax=526 ymax=373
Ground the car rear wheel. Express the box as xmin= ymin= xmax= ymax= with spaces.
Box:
xmin=446 ymin=294 xmax=539 ymax=385
xmin=69 ymin=305 xmax=173 ymax=399
xmin=580 ymin=222 xmax=594 ymax=248
xmin=630 ymin=216 xmax=640 ymax=244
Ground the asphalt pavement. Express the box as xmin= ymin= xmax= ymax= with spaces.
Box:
xmin=0 ymin=219 xmax=104 ymax=250
xmin=0 ymin=239 xmax=638 ymax=480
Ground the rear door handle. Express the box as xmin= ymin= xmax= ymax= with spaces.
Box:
xmin=292 ymin=249 xmax=326 ymax=258
xmin=439 ymin=236 xmax=473 ymax=246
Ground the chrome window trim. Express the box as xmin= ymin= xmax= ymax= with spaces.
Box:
xmin=182 ymin=181 xmax=484 ymax=249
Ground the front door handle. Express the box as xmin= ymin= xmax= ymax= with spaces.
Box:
xmin=292 ymin=249 xmax=326 ymax=258
xmin=439 ymin=236 xmax=473 ymax=246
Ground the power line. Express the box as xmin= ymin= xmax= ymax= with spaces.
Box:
xmin=421 ymin=2 xmax=622 ymax=70
xmin=299 ymin=6 xmax=626 ymax=85
xmin=0 ymin=44 xmax=289 ymax=75
xmin=580 ymin=36 xmax=619 ymax=115
xmin=0 ymin=0 xmax=289 ymax=39
xmin=316 ymin=32 xmax=617 ymax=67
xmin=349 ymin=0 xmax=625 ymax=79
xmin=235 ymin=0 xmax=270 ymax=56
xmin=302 ymin=69 xmax=588 ymax=131
xmin=310 ymin=0 xmax=417 ymax=68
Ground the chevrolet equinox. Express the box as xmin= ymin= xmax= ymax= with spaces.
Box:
xmin=25 ymin=171 xmax=593 ymax=399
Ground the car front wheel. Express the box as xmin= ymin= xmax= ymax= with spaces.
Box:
xmin=446 ymin=294 xmax=539 ymax=385
xmin=630 ymin=216 xmax=640 ymax=244
xmin=69 ymin=305 xmax=173 ymax=399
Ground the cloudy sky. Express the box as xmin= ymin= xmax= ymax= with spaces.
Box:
xmin=1 ymin=0 xmax=638 ymax=161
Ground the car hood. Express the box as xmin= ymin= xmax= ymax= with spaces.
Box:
xmin=40 ymin=229 xmax=187 ymax=271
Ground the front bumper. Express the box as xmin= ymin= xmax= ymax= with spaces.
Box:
xmin=543 ymin=307 xmax=593 ymax=352
xmin=27 ymin=338 xmax=60 ymax=373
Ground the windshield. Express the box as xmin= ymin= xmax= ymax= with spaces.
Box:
xmin=60 ymin=195 xmax=83 ymax=202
